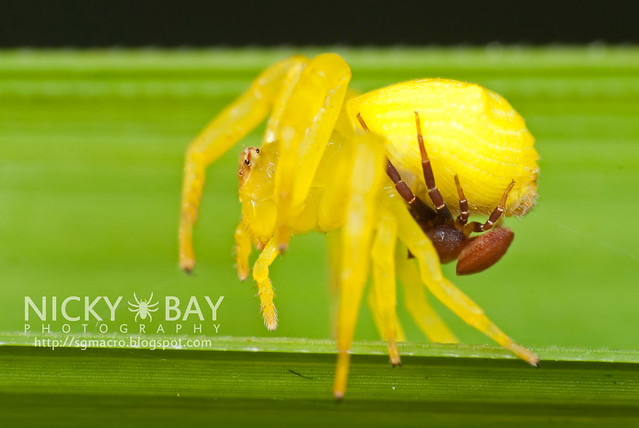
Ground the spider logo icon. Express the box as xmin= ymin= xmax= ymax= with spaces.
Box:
xmin=128 ymin=292 xmax=159 ymax=322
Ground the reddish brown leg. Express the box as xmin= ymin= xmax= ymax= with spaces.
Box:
xmin=414 ymin=112 xmax=452 ymax=222
xmin=356 ymin=113 xmax=435 ymax=225
xmin=386 ymin=159 xmax=436 ymax=224
xmin=454 ymin=175 xmax=469 ymax=226
xmin=467 ymin=180 xmax=516 ymax=233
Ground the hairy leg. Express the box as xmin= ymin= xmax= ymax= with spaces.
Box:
xmin=179 ymin=56 xmax=308 ymax=272
xmin=252 ymin=237 xmax=281 ymax=331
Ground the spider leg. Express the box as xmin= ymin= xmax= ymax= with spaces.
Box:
xmin=396 ymin=246 xmax=458 ymax=343
xmin=263 ymin=60 xmax=308 ymax=147
xmin=369 ymin=207 xmax=401 ymax=366
xmin=368 ymin=293 xmax=406 ymax=346
xmin=272 ymin=54 xmax=352 ymax=251
xmin=327 ymin=231 xmax=341 ymax=337
xmin=252 ymin=236 xmax=281 ymax=331
xmin=385 ymin=158 xmax=437 ymax=226
xmin=317 ymin=134 xmax=353 ymax=233
xmin=178 ymin=56 xmax=308 ymax=272
xmin=382 ymin=187 xmax=539 ymax=366
xmin=467 ymin=180 xmax=516 ymax=233
xmin=414 ymin=111 xmax=453 ymax=222
xmin=134 ymin=292 xmax=140 ymax=305
xmin=366 ymin=213 xmax=407 ymax=352
xmin=333 ymin=133 xmax=385 ymax=400
xmin=355 ymin=113 xmax=436 ymax=227
xmin=234 ymin=220 xmax=252 ymax=281
xmin=454 ymin=175 xmax=470 ymax=227
xmin=355 ymin=108 xmax=448 ymax=311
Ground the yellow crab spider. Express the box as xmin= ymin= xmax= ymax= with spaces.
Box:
xmin=178 ymin=53 xmax=540 ymax=399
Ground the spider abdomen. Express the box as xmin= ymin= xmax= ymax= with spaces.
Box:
xmin=348 ymin=79 xmax=539 ymax=218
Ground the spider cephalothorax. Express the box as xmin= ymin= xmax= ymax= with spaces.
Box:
xmin=178 ymin=53 xmax=540 ymax=399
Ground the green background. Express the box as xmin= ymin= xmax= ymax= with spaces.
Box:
xmin=1 ymin=47 xmax=638 ymax=349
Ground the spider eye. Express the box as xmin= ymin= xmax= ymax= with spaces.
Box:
xmin=244 ymin=158 xmax=250 ymax=166
xmin=255 ymin=148 xmax=260 ymax=154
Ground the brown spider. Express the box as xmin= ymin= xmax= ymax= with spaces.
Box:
xmin=358 ymin=111 xmax=516 ymax=276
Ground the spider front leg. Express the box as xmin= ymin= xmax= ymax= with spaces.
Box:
xmin=466 ymin=179 xmax=516 ymax=233
xmin=385 ymin=158 xmax=437 ymax=225
xmin=454 ymin=175 xmax=470 ymax=226
xmin=179 ymin=56 xmax=307 ymax=272
xmin=356 ymin=112 xmax=436 ymax=226
xmin=272 ymin=54 xmax=352 ymax=250
xmin=414 ymin=111 xmax=452 ymax=222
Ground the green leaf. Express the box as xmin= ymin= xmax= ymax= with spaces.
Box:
xmin=2 ymin=338 xmax=639 ymax=426
xmin=1 ymin=47 xmax=639 ymax=426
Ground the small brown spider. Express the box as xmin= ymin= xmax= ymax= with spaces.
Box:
xmin=358 ymin=112 xmax=516 ymax=276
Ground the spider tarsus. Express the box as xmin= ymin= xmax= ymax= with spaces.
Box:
xmin=263 ymin=313 xmax=278 ymax=331
xmin=236 ymin=265 xmax=249 ymax=281
xmin=333 ymin=391 xmax=345 ymax=403
xmin=266 ymin=323 xmax=277 ymax=331
xmin=529 ymin=355 xmax=541 ymax=368
xmin=180 ymin=258 xmax=195 ymax=274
